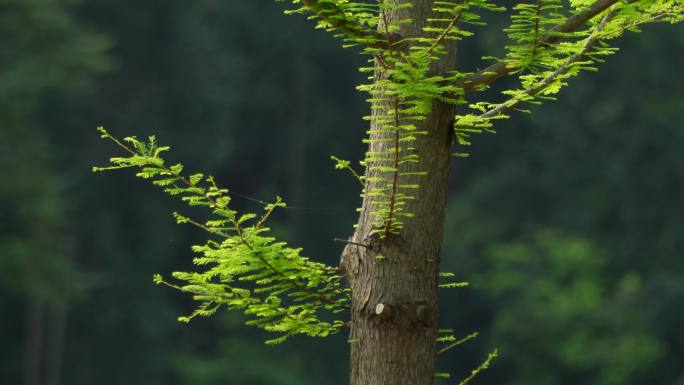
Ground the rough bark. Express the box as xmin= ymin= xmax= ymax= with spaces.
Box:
xmin=342 ymin=2 xmax=457 ymax=385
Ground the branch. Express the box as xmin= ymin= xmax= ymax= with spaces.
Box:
xmin=455 ymin=0 xmax=621 ymax=93
xmin=98 ymin=129 xmax=338 ymax=307
xmin=477 ymin=6 xmax=617 ymax=120
xmin=437 ymin=332 xmax=479 ymax=355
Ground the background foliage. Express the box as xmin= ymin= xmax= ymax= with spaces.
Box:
xmin=0 ymin=1 xmax=682 ymax=385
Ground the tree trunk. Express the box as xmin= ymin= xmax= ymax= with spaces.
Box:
xmin=24 ymin=299 xmax=44 ymax=385
xmin=45 ymin=302 xmax=68 ymax=385
xmin=342 ymin=2 xmax=457 ymax=385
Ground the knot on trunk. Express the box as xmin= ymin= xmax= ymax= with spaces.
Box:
xmin=374 ymin=303 xmax=393 ymax=320
xmin=371 ymin=301 xmax=434 ymax=329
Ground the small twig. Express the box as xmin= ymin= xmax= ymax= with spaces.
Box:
xmin=458 ymin=349 xmax=498 ymax=385
xmin=426 ymin=1 xmax=469 ymax=56
xmin=334 ymin=238 xmax=370 ymax=248
xmin=437 ymin=332 xmax=479 ymax=355
xmin=381 ymin=6 xmax=393 ymax=46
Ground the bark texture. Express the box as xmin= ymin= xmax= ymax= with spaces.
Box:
xmin=342 ymin=2 xmax=457 ymax=385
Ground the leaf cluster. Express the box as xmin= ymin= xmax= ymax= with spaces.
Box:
xmin=94 ymin=127 xmax=348 ymax=344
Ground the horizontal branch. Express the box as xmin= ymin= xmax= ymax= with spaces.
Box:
xmin=334 ymin=238 xmax=370 ymax=248
xmin=455 ymin=0 xmax=621 ymax=93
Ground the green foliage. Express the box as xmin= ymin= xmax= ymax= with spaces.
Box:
xmin=0 ymin=0 xmax=112 ymax=101
xmin=0 ymin=0 xmax=111 ymax=301
xmin=286 ymin=0 xmax=503 ymax=234
xmin=458 ymin=349 xmax=498 ymax=385
xmin=437 ymin=330 xmax=479 ymax=355
xmin=504 ymin=0 xmax=566 ymax=73
xmin=94 ymin=128 xmax=348 ymax=344
xmin=433 ymin=329 xmax=498 ymax=385
xmin=92 ymin=0 xmax=684 ymax=376
xmin=459 ymin=0 xmax=683 ymax=140
xmin=0 ymin=0 xmax=678 ymax=383
xmin=355 ymin=0 xmax=502 ymax=235
xmin=331 ymin=155 xmax=364 ymax=185
xmin=477 ymin=230 xmax=663 ymax=385
xmin=438 ymin=271 xmax=470 ymax=289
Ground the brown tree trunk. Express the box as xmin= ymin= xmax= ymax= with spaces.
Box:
xmin=342 ymin=2 xmax=457 ymax=385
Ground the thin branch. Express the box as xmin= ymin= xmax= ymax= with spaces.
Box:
xmin=165 ymin=172 xmax=334 ymax=305
xmin=225 ymin=213 xmax=338 ymax=306
xmin=159 ymin=279 xmax=298 ymax=322
xmin=158 ymin=279 xmax=234 ymax=301
xmin=426 ymin=1 xmax=469 ymax=56
xmin=381 ymin=6 xmax=394 ymax=46
xmin=334 ymin=238 xmax=370 ymax=248
xmin=437 ymin=332 xmax=479 ymax=355
xmin=229 ymin=189 xmax=344 ymax=211
xmin=373 ymin=7 xmax=396 ymax=69
xmin=459 ymin=350 xmax=498 ymax=385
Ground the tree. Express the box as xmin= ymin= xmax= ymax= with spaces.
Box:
xmin=94 ymin=1 xmax=684 ymax=385
xmin=0 ymin=1 xmax=111 ymax=384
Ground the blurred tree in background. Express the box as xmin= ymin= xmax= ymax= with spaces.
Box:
xmin=0 ymin=1 xmax=682 ymax=385
xmin=0 ymin=1 xmax=110 ymax=384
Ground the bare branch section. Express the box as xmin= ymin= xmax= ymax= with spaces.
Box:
xmin=455 ymin=0 xmax=621 ymax=93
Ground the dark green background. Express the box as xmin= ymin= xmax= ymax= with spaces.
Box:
xmin=1 ymin=1 xmax=682 ymax=384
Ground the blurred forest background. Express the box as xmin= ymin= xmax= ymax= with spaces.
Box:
xmin=1 ymin=1 xmax=683 ymax=385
